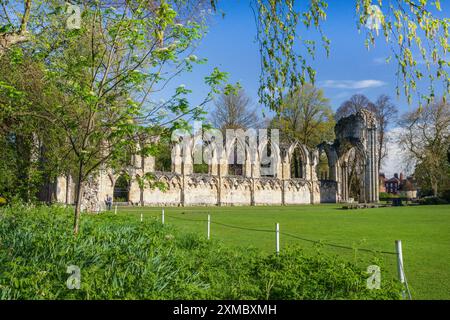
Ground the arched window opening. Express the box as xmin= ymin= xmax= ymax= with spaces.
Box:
xmin=228 ymin=140 xmax=244 ymax=176
xmin=154 ymin=139 xmax=172 ymax=172
xmin=114 ymin=174 xmax=130 ymax=203
xmin=260 ymin=143 xmax=276 ymax=177
xmin=346 ymin=148 xmax=365 ymax=202
xmin=290 ymin=148 xmax=305 ymax=179
xmin=193 ymin=141 xmax=209 ymax=174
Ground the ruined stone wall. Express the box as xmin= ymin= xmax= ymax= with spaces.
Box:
xmin=54 ymin=162 xmax=341 ymax=211
xmin=319 ymin=181 xmax=339 ymax=203
xmin=284 ymin=180 xmax=311 ymax=205
xmin=52 ymin=109 xmax=380 ymax=210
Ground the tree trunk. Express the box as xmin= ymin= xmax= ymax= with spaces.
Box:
xmin=65 ymin=172 xmax=70 ymax=205
xmin=432 ymin=180 xmax=438 ymax=197
xmin=0 ymin=32 xmax=28 ymax=56
xmin=73 ymin=164 xmax=84 ymax=235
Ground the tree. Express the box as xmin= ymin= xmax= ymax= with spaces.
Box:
xmin=210 ymin=88 xmax=260 ymax=131
xmin=4 ymin=1 xmax=448 ymax=111
xmin=272 ymin=84 xmax=335 ymax=149
xmin=0 ymin=0 xmax=32 ymax=56
xmin=399 ymin=99 xmax=450 ymax=196
xmin=1 ymin=1 xmax=227 ymax=234
xmin=373 ymin=95 xmax=398 ymax=170
xmin=0 ymin=50 xmax=69 ymax=203
xmin=335 ymin=94 xmax=376 ymax=121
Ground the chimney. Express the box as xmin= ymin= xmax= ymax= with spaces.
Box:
xmin=400 ymin=172 xmax=404 ymax=181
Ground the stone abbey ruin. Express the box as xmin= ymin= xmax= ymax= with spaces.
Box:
xmin=52 ymin=110 xmax=379 ymax=212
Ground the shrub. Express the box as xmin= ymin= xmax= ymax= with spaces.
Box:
xmin=379 ymin=192 xmax=390 ymax=199
xmin=419 ymin=196 xmax=448 ymax=205
xmin=0 ymin=205 xmax=402 ymax=300
xmin=440 ymin=190 xmax=450 ymax=202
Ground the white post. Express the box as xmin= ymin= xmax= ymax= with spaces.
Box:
xmin=140 ymin=213 xmax=143 ymax=222
xmin=207 ymin=214 xmax=211 ymax=240
xmin=114 ymin=205 xmax=117 ymax=215
xmin=162 ymin=208 xmax=165 ymax=225
xmin=276 ymin=223 xmax=280 ymax=254
xmin=395 ymin=240 xmax=405 ymax=283
xmin=395 ymin=240 xmax=410 ymax=299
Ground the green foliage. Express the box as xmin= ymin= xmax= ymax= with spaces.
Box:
xmin=379 ymin=192 xmax=399 ymax=199
xmin=400 ymin=100 xmax=450 ymax=196
xmin=271 ymin=84 xmax=335 ymax=148
xmin=418 ymin=196 xmax=448 ymax=205
xmin=0 ymin=205 xmax=401 ymax=300
xmin=254 ymin=0 xmax=449 ymax=112
xmin=356 ymin=0 xmax=449 ymax=106
xmin=0 ymin=52 xmax=73 ymax=203
xmin=254 ymin=0 xmax=329 ymax=113
xmin=1 ymin=1 xmax=230 ymax=233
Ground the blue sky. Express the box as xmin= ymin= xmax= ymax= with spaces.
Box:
xmin=168 ymin=0 xmax=448 ymax=119
xmin=164 ymin=0 xmax=448 ymax=177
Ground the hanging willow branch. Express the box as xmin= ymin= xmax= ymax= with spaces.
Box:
xmin=356 ymin=0 xmax=449 ymax=107
xmin=252 ymin=0 xmax=448 ymax=113
xmin=252 ymin=0 xmax=329 ymax=114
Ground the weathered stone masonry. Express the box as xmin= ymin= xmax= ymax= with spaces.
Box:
xmin=54 ymin=110 xmax=379 ymax=211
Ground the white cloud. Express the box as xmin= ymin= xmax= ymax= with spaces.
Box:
xmin=373 ymin=57 xmax=388 ymax=65
xmin=320 ymin=80 xmax=387 ymax=90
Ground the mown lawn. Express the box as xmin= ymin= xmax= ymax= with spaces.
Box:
xmin=117 ymin=204 xmax=450 ymax=300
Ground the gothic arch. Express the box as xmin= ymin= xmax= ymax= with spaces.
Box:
xmin=258 ymin=137 xmax=281 ymax=178
xmin=330 ymin=109 xmax=379 ymax=203
xmin=224 ymin=135 xmax=251 ymax=177
xmin=287 ymin=141 xmax=309 ymax=179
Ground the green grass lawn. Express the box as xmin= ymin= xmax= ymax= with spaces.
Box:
xmin=116 ymin=204 xmax=450 ymax=300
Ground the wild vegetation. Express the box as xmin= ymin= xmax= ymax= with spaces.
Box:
xmin=0 ymin=205 xmax=401 ymax=300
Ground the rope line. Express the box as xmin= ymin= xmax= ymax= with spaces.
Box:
xmin=159 ymin=213 xmax=397 ymax=255
xmin=164 ymin=215 xmax=206 ymax=222
xmin=135 ymin=210 xmax=408 ymax=297
xmin=280 ymin=231 xmax=397 ymax=255
xmin=399 ymin=257 xmax=413 ymax=300
xmin=210 ymin=220 xmax=273 ymax=233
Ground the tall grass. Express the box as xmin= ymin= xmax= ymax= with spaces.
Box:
xmin=0 ymin=205 xmax=401 ymax=300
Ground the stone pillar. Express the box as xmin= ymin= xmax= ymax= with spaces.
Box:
xmin=182 ymin=144 xmax=193 ymax=176
xmin=172 ymin=145 xmax=183 ymax=174
xmin=143 ymin=155 xmax=155 ymax=173
xmin=129 ymin=177 xmax=141 ymax=205
xmin=282 ymin=159 xmax=290 ymax=180
xmin=373 ymin=127 xmax=379 ymax=202
xmin=217 ymin=153 xmax=227 ymax=206
xmin=341 ymin=164 xmax=348 ymax=202
xmin=364 ymin=127 xmax=379 ymax=203
xmin=244 ymin=157 xmax=252 ymax=178
xmin=209 ymin=155 xmax=219 ymax=176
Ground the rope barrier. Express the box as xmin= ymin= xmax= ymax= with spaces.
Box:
xmin=164 ymin=214 xmax=207 ymax=222
xmin=158 ymin=213 xmax=397 ymax=256
xmin=281 ymin=231 xmax=397 ymax=255
xmin=131 ymin=208 xmax=408 ymax=298
xmin=210 ymin=220 xmax=274 ymax=233
xmin=400 ymin=262 xmax=413 ymax=300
